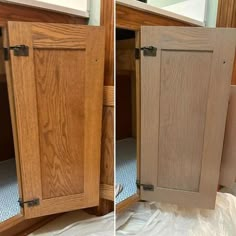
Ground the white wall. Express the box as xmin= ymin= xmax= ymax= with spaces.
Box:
xmin=35 ymin=0 xmax=88 ymax=11
xmin=88 ymin=0 xmax=101 ymax=26
xmin=147 ymin=0 xmax=206 ymax=23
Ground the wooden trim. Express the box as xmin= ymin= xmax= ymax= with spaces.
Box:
xmin=100 ymin=0 xmax=114 ymax=86
xmin=0 ymin=214 xmax=59 ymax=236
xmin=116 ymin=194 xmax=139 ymax=213
xmin=0 ymin=2 xmax=86 ymax=27
xmin=103 ymin=86 xmax=114 ymax=106
xmin=0 ymin=214 xmax=24 ymax=233
xmin=100 ymin=184 xmax=114 ymax=201
xmin=116 ymin=3 xmax=193 ymax=31
xmin=217 ymin=0 xmax=236 ymax=27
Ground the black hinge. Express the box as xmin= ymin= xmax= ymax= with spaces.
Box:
xmin=135 ymin=48 xmax=140 ymax=59
xmin=136 ymin=180 xmax=154 ymax=191
xmin=141 ymin=46 xmax=157 ymax=57
xmin=18 ymin=198 xmax=40 ymax=208
xmin=10 ymin=45 xmax=29 ymax=56
xmin=4 ymin=48 xmax=9 ymax=61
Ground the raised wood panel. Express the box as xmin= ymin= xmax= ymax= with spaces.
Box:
xmin=219 ymin=86 xmax=236 ymax=187
xmin=116 ymin=4 xmax=192 ymax=30
xmin=8 ymin=22 xmax=105 ymax=218
xmin=0 ymin=2 xmax=86 ymax=27
xmin=158 ymin=50 xmax=212 ymax=192
xmin=34 ymin=49 xmax=85 ymax=199
xmin=141 ymin=27 xmax=236 ymax=209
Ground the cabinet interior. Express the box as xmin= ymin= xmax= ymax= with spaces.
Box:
xmin=116 ymin=28 xmax=137 ymax=204
xmin=0 ymin=27 xmax=20 ymax=222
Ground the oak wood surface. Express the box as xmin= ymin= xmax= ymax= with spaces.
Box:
xmin=116 ymin=3 xmax=192 ymax=30
xmin=141 ymin=27 xmax=236 ymax=209
xmin=217 ymin=0 xmax=236 ymax=27
xmin=34 ymin=49 xmax=85 ymax=199
xmin=0 ymin=2 xmax=86 ymax=27
xmin=216 ymin=0 xmax=236 ymax=85
xmin=116 ymin=194 xmax=139 ymax=213
xmin=103 ymin=86 xmax=114 ymax=106
xmin=219 ymin=86 xmax=236 ymax=187
xmin=101 ymin=0 xmax=114 ymax=86
xmin=7 ymin=22 xmax=105 ymax=218
xmin=100 ymin=184 xmax=114 ymax=201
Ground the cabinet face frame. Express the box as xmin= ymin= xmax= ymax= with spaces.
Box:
xmin=116 ymin=28 xmax=141 ymax=213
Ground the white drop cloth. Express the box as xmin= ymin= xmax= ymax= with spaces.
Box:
xmin=29 ymin=210 xmax=114 ymax=236
xmin=116 ymin=192 xmax=236 ymax=236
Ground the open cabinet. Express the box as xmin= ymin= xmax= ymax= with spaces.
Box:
xmin=116 ymin=26 xmax=236 ymax=211
xmin=1 ymin=22 xmax=105 ymax=221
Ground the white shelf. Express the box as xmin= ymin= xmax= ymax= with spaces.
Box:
xmin=1 ymin=0 xmax=89 ymax=18
xmin=116 ymin=0 xmax=205 ymax=27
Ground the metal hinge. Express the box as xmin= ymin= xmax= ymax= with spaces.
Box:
xmin=135 ymin=48 xmax=140 ymax=59
xmin=136 ymin=180 xmax=154 ymax=191
xmin=18 ymin=198 xmax=40 ymax=208
xmin=141 ymin=46 xmax=157 ymax=57
xmin=3 ymin=45 xmax=29 ymax=60
xmin=10 ymin=45 xmax=29 ymax=56
xmin=4 ymin=48 xmax=9 ymax=61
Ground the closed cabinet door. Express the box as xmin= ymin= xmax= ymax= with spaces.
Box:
xmin=6 ymin=22 xmax=105 ymax=218
xmin=140 ymin=27 xmax=236 ymax=209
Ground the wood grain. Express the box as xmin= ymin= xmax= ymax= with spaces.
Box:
xmin=116 ymin=3 xmax=192 ymax=30
xmin=0 ymin=214 xmax=60 ymax=236
xmin=158 ymin=50 xmax=212 ymax=192
xmin=0 ymin=2 xmax=86 ymax=27
xmin=101 ymin=0 xmax=114 ymax=86
xmin=34 ymin=49 xmax=85 ymax=199
xmin=103 ymin=86 xmax=114 ymax=106
xmin=217 ymin=0 xmax=236 ymax=27
xmin=8 ymin=22 xmax=105 ymax=218
xmin=100 ymin=106 xmax=114 ymax=186
xmin=141 ymin=27 xmax=236 ymax=209
xmin=100 ymin=184 xmax=114 ymax=201
xmin=216 ymin=0 xmax=236 ymax=86
xmin=32 ymin=23 xmax=86 ymax=49
xmin=219 ymin=86 xmax=236 ymax=187
xmin=116 ymin=194 xmax=139 ymax=213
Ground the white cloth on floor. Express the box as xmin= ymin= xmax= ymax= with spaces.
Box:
xmin=116 ymin=192 xmax=236 ymax=236
xmin=29 ymin=211 xmax=114 ymax=236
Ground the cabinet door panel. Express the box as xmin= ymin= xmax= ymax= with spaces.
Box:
xmin=140 ymin=27 xmax=236 ymax=209
xmin=7 ymin=22 xmax=105 ymax=218
xmin=219 ymin=86 xmax=236 ymax=187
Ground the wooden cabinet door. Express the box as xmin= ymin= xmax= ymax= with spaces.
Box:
xmin=219 ymin=86 xmax=236 ymax=187
xmin=6 ymin=22 xmax=105 ymax=218
xmin=140 ymin=27 xmax=236 ymax=209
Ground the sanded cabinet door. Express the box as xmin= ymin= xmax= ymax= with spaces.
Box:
xmin=7 ymin=22 xmax=105 ymax=218
xmin=140 ymin=27 xmax=236 ymax=209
